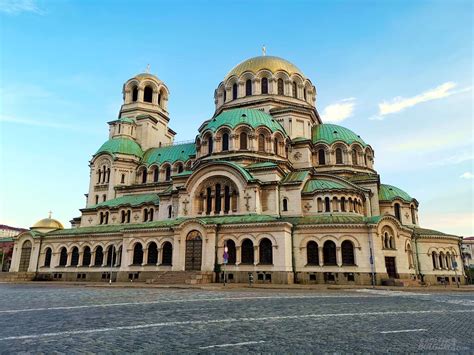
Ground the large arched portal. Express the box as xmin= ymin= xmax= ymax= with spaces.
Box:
xmin=19 ymin=240 xmax=32 ymax=272
xmin=185 ymin=230 xmax=202 ymax=271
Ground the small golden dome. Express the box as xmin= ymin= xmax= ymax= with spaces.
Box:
xmin=225 ymin=56 xmax=305 ymax=80
xmin=31 ymin=217 xmax=64 ymax=231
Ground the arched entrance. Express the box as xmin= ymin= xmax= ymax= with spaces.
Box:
xmin=185 ymin=231 xmax=202 ymax=271
xmin=19 ymin=240 xmax=32 ymax=272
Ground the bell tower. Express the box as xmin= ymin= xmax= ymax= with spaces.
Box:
xmin=119 ymin=71 xmax=176 ymax=151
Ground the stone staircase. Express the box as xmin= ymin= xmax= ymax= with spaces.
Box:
xmin=0 ymin=272 xmax=36 ymax=282
xmin=381 ymin=278 xmax=421 ymax=287
xmin=146 ymin=271 xmax=214 ymax=285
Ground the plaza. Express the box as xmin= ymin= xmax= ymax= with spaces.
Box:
xmin=0 ymin=284 xmax=472 ymax=353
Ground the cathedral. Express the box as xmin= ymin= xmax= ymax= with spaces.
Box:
xmin=9 ymin=54 xmax=465 ymax=285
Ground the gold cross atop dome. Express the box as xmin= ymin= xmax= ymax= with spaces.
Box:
xmin=48 ymin=210 xmax=52 ymax=219
xmin=262 ymin=45 xmax=266 ymax=56
xmin=145 ymin=64 xmax=150 ymax=73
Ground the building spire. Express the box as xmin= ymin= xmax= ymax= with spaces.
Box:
xmin=48 ymin=211 xmax=52 ymax=219
xmin=262 ymin=45 xmax=266 ymax=56
xmin=145 ymin=64 xmax=150 ymax=73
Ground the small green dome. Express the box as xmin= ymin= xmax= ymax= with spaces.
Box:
xmin=312 ymin=124 xmax=367 ymax=147
xmin=202 ymin=108 xmax=287 ymax=135
xmin=379 ymin=184 xmax=414 ymax=203
xmin=95 ymin=137 xmax=143 ymax=158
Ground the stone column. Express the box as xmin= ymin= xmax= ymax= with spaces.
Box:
xmin=336 ymin=247 xmax=342 ymax=267
xmin=138 ymin=88 xmax=144 ymax=102
xmin=236 ymin=246 xmax=241 ymax=265
xmin=254 ymin=245 xmax=259 ymax=266
xmin=142 ymin=247 xmax=148 ymax=266
xmin=318 ymin=248 xmax=324 ymax=267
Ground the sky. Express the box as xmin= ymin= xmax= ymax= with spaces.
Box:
xmin=0 ymin=0 xmax=472 ymax=236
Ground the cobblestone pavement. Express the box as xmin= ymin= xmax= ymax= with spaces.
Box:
xmin=0 ymin=284 xmax=472 ymax=353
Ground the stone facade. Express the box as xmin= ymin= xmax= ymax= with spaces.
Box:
xmin=9 ymin=55 xmax=466 ymax=286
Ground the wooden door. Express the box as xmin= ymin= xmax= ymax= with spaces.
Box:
xmin=19 ymin=241 xmax=32 ymax=272
xmin=185 ymin=231 xmax=202 ymax=271
xmin=385 ymin=256 xmax=397 ymax=278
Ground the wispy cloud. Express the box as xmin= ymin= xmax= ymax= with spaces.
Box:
xmin=0 ymin=115 xmax=99 ymax=134
xmin=321 ymin=98 xmax=356 ymax=123
xmin=429 ymin=151 xmax=473 ymax=166
xmin=370 ymin=82 xmax=471 ymax=120
xmin=460 ymin=172 xmax=474 ymax=179
xmin=0 ymin=0 xmax=43 ymax=14
xmin=388 ymin=131 xmax=471 ymax=153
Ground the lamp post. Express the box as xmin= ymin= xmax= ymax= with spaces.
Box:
xmin=109 ymin=246 xmax=115 ymax=285
xmin=223 ymin=245 xmax=228 ymax=286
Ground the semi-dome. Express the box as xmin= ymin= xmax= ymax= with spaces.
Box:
xmin=379 ymin=184 xmax=414 ymax=203
xmin=201 ymin=108 xmax=287 ymax=135
xmin=226 ymin=56 xmax=305 ymax=79
xmin=31 ymin=217 xmax=64 ymax=231
xmin=95 ymin=137 xmax=143 ymax=158
xmin=312 ymin=124 xmax=367 ymax=147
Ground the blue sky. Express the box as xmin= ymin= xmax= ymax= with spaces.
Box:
xmin=0 ymin=0 xmax=472 ymax=236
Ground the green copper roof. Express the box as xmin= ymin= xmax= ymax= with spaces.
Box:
xmin=210 ymin=161 xmax=254 ymax=181
xmin=202 ymin=108 xmax=287 ymax=135
xmin=85 ymin=193 xmax=160 ymax=210
xmin=246 ymin=162 xmax=279 ymax=169
xmin=312 ymin=124 xmax=367 ymax=147
xmin=95 ymin=137 xmax=143 ymax=158
xmin=144 ymin=143 xmax=196 ymax=166
xmin=281 ymin=170 xmax=310 ymax=184
xmin=117 ymin=117 xmax=136 ymax=124
xmin=0 ymin=237 xmax=13 ymax=243
xmin=379 ymin=184 xmax=413 ymax=203
xmin=284 ymin=214 xmax=366 ymax=225
xmin=412 ymin=227 xmax=459 ymax=238
xmin=302 ymin=179 xmax=348 ymax=193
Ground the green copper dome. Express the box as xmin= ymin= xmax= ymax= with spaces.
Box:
xmin=302 ymin=179 xmax=348 ymax=193
xmin=379 ymin=184 xmax=414 ymax=203
xmin=312 ymin=124 xmax=367 ymax=147
xmin=144 ymin=142 xmax=196 ymax=166
xmin=95 ymin=137 xmax=143 ymax=158
xmin=202 ymin=108 xmax=287 ymax=135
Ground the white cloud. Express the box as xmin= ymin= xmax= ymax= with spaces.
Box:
xmin=460 ymin=172 xmax=474 ymax=179
xmin=321 ymin=98 xmax=356 ymax=123
xmin=0 ymin=0 xmax=43 ymax=14
xmin=373 ymin=82 xmax=471 ymax=119
xmin=429 ymin=151 xmax=474 ymax=166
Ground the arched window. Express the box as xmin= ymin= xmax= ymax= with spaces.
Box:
xmin=132 ymin=86 xmax=138 ymax=102
xmin=208 ymin=137 xmax=213 ymax=154
xmin=106 ymin=168 xmax=110 ymax=183
xmin=44 ymin=248 xmax=52 ymax=267
xmin=241 ymin=239 xmax=254 ymax=264
xmin=106 ymin=246 xmax=116 ymax=266
xmin=240 ymin=132 xmax=248 ymax=150
xmin=222 ymin=132 xmax=229 ymax=151
xmin=133 ymin=243 xmax=143 ymax=265
xmin=223 ymin=186 xmax=231 ymax=213
xmin=336 ymin=148 xmax=343 ymax=164
xmin=148 ymin=208 xmax=154 ymax=221
xmin=162 ymin=242 xmax=173 ymax=265
xmin=407 ymin=244 xmax=414 ymax=268
xmin=232 ymin=83 xmax=238 ymax=99
xmin=223 ymin=87 xmax=226 ymax=102
xmin=141 ymin=168 xmax=147 ymax=184
xmin=177 ymin=164 xmax=183 ymax=174
xmin=59 ymin=247 xmax=68 ymax=266
xmin=215 ymin=184 xmax=222 ymax=214
xmin=389 ymin=236 xmax=395 ymax=249
xmin=292 ymin=82 xmax=298 ymax=98
xmin=153 ymin=167 xmax=159 ymax=182
xmin=325 ymin=197 xmax=331 ymax=212
xmin=121 ymin=174 xmax=125 ymax=184
xmin=245 ymin=79 xmax=252 ymax=96
xmin=147 ymin=242 xmax=158 ymax=264
xmin=304 ymin=88 xmax=307 ymax=101
xmin=307 ymin=241 xmax=319 ymax=265
xmin=439 ymin=253 xmax=445 ymax=269
xmin=261 ymin=77 xmax=268 ymax=94
xmin=116 ymin=246 xmax=122 ymax=267
xmin=274 ymin=138 xmax=279 ymax=155
xmin=277 ymin=78 xmax=284 ymax=95
xmin=95 ymin=195 xmax=99 ymax=204
xmin=341 ymin=197 xmax=346 ymax=212
xmin=259 ymin=238 xmax=273 ymax=264
xmin=103 ymin=194 xmax=106 ymax=202
xmin=225 ymin=240 xmax=236 ymax=264
xmin=94 ymin=246 xmax=103 ymax=266
xmin=282 ymin=198 xmax=288 ymax=212
xmin=394 ymin=203 xmax=401 ymax=221
xmin=71 ymin=247 xmax=79 ymax=266
xmin=144 ymin=86 xmax=153 ymax=103
xmin=323 ymin=241 xmax=337 ymax=265
xmin=432 ymin=251 xmax=438 ymax=269
xmin=258 ymin=134 xmax=265 ymax=152
xmin=318 ymin=149 xmax=326 ymax=165
xmin=158 ymin=92 xmax=162 ymax=107
xmin=165 ymin=166 xmax=171 ymax=181
xmin=168 ymin=205 xmax=173 ymax=219
xmin=352 ymin=150 xmax=358 ymax=165
xmin=82 ymin=246 xmax=91 ymax=266
xmin=411 ymin=205 xmax=416 ymax=224
xmin=341 ymin=240 xmax=355 ymax=265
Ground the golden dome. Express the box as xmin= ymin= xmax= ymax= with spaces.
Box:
xmin=31 ymin=218 xmax=64 ymax=231
xmin=225 ymin=56 xmax=305 ymax=80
